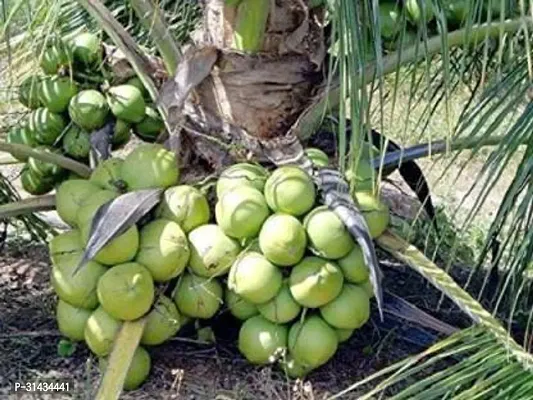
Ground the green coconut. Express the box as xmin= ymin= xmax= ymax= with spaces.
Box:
xmin=40 ymin=40 xmax=71 ymax=75
xmin=264 ymin=166 xmax=316 ymax=216
xmin=71 ymin=32 xmax=102 ymax=67
xmin=79 ymin=218 xmax=139 ymax=266
xmin=354 ymin=191 xmax=390 ymax=238
xmin=156 ymin=185 xmax=210 ymax=233
xmin=238 ymin=315 xmax=288 ymax=365
xmin=20 ymin=168 xmax=55 ymax=195
xmin=257 ymin=281 xmax=301 ymax=324
xmin=379 ymin=2 xmax=403 ymax=39
xmin=126 ymin=76 xmax=149 ymax=98
xmin=121 ymin=144 xmax=179 ymax=190
xmin=225 ymin=289 xmax=259 ymax=320
xmin=27 ymin=146 xmax=64 ymax=178
xmin=39 ymin=76 xmax=78 ymax=113
xmin=336 ymin=328 xmax=354 ymax=343
xmin=134 ymin=106 xmax=164 ymax=141
xmin=405 ymin=0 xmax=434 ymax=23
xmin=51 ymin=252 xmax=107 ymax=309
xmin=97 ymin=262 xmax=155 ymax=321
xmin=112 ymin=120 xmax=132 ymax=149
xmin=90 ymin=158 xmax=126 ymax=192
xmin=173 ymin=273 xmax=223 ymax=319
xmin=19 ymin=76 xmax=43 ymax=109
xmin=280 ymin=355 xmax=313 ymax=378
xmin=259 ymin=213 xmax=307 ymax=266
xmin=56 ymin=179 xmax=100 ymax=227
xmin=216 ymin=163 xmax=269 ymax=197
xmin=360 ymin=279 xmax=375 ymax=298
xmin=320 ymin=284 xmax=370 ymax=329
xmin=69 ymin=90 xmax=109 ymax=131
xmin=483 ymin=0 xmax=505 ymax=19
xmin=188 ymin=224 xmax=241 ymax=277
xmin=76 ymin=189 xmax=140 ymax=265
xmin=288 ymin=315 xmax=338 ymax=368
xmin=107 ymin=85 xmax=146 ymax=123
xmin=84 ymin=306 xmax=122 ymax=356
xmin=48 ymin=229 xmax=83 ymax=266
xmin=228 ymin=251 xmax=283 ymax=304
xmin=100 ymin=347 xmax=151 ymax=391
xmin=29 ymin=108 xmax=66 ymax=145
xmin=345 ymin=153 xmax=377 ymax=193
xmin=215 ymin=186 xmax=270 ymax=240
xmin=337 ymin=244 xmax=369 ymax=283
xmin=141 ymin=295 xmax=181 ymax=346
xmin=62 ymin=125 xmax=91 ymax=159
xmin=444 ymin=0 xmax=470 ymax=25
xmin=305 ymin=147 xmax=329 ymax=167
xmin=304 ymin=206 xmax=354 ymax=260
xmin=56 ymin=299 xmax=92 ymax=341
xmin=289 ymin=256 xmax=344 ymax=308
xmin=135 ymin=219 xmax=190 ymax=282
xmin=76 ymin=189 xmax=117 ymax=227
xmin=6 ymin=124 xmax=38 ymax=161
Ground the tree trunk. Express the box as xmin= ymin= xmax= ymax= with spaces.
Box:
xmin=183 ymin=0 xmax=325 ymax=147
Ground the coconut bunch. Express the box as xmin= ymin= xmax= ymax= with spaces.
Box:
xmin=47 ymin=143 xmax=389 ymax=389
xmin=49 ymin=143 xmax=186 ymax=390
xmin=210 ymin=156 xmax=389 ymax=378
xmin=5 ymin=32 xmax=164 ymax=196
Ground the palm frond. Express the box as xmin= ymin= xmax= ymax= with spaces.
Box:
xmin=332 ymin=326 xmax=533 ymax=399
xmin=378 ymin=231 xmax=533 ymax=365
xmin=326 ymin=0 xmax=533 ymax=361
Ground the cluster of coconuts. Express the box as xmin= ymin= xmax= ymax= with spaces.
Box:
xmin=378 ymin=0 xmax=511 ymax=50
xmin=5 ymin=32 xmax=163 ymax=196
xmin=50 ymin=143 xmax=182 ymax=390
xmin=213 ymin=156 xmax=389 ymax=377
xmin=48 ymin=142 xmax=389 ymax=389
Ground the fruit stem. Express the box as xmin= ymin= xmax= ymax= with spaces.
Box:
xmin=0 ymin=143 xmax=92 ymax=178
xmin=95 ymin=319 xmax=147 ymax=400
xmin=0 ymin=195 xmax=56 ymax=218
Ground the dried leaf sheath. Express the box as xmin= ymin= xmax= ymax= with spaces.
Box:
xmin=74 ymin=189 xmax=163 ymax=277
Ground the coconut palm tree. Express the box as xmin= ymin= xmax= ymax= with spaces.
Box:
xmin=0 ymin=0 xmax=532 ymax=398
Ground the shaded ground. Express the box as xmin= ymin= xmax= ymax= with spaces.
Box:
xmin=0 ymin=235 xmax=472 ymax=400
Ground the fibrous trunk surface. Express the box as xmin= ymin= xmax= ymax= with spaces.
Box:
xmin=187 ymin=0 xmax=325 ymax=140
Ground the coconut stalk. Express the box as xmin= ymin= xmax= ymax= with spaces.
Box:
xmin=95 ymin=318 xmax=147 ymax=400
xmin=0 ymin=143 xmax=91 ymax=177
xmin=0 ymin=195 xmax=56 ymax=218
